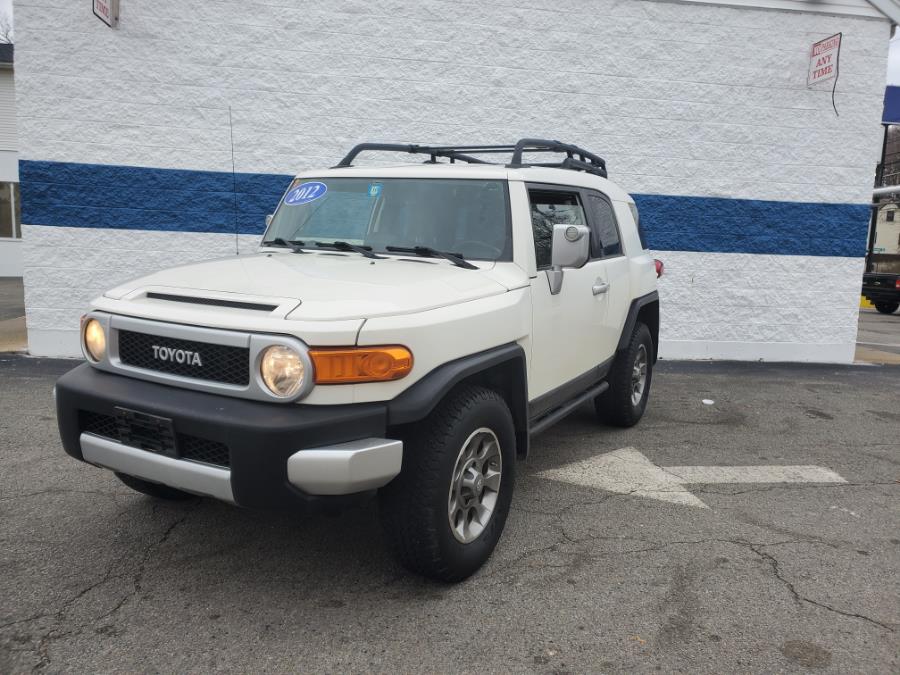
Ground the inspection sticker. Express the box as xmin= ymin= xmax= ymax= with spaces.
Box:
xmin=284 ymin=181 xmax=327 ymax=205
xmin=368 ymin=183 xmax=382 ymax=198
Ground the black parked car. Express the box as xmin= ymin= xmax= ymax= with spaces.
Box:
xmin=863 ymin=272 xmax=900 ymax=314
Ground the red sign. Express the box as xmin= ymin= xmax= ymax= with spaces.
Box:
xmin=93 ymin=0 xmax=119 ymax=28
xmin=808 ymin=33 xmax=841 ymax=86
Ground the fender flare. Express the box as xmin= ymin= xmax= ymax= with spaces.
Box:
xmin=617 ymin=291 xmax=660 ymax=361
xmin=386 ymin=343 xmax=530 ymax=456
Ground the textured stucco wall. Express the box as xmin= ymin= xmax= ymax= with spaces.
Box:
xmin=13 ymin=0 xmax=890 ymax=360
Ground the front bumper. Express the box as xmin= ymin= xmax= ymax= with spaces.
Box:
xmin=56 ymin=364 xmax=402 ymax=510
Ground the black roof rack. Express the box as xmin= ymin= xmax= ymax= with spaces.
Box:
xmin=334 ymin=138 xmax=608 ymax=178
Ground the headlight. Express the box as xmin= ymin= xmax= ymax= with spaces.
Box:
xmin=82 ymin=318 xmax=107 ymax=362
xmin=260 ymin=345 xmax=306 ymax=398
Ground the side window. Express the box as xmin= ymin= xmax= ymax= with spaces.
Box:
xmin=528 ymin=189 xmax=587 ymax=269
xmin=630 ymin=202 xmax=649 ymax=250
xmin=585 ymin=192 xmax=622 ymax=257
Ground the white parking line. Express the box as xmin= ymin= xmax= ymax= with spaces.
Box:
xmin=664 ymin=465 xmax=846 ymax=484
xmin=539 ymin=448 xmax=848 ymax=508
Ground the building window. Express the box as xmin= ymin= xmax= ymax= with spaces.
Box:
xmin=888 ymin=210 xmax=896 ymax=222
xmin=0 ymin=182 xmax=20 ymax=239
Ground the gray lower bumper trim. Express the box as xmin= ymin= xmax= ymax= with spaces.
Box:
xmin=80 ymin=433 xmax=235 ymax=503
xmin=287 ymin=438 xmax=403 ymax=495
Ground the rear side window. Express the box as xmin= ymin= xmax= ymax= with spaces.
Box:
xmin=630 ymin=202 xmax=649 ymax=249
xmin=528 ymin=189 xmax=587 ymax=269
xmin=585 ymin=192 xmax=622 ymax=257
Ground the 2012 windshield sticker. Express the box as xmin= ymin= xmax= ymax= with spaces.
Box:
xmin=284 ymin=182 xmax=327 ymax=205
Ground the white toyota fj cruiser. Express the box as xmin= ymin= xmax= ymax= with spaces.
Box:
xmin=56 ymin=140 xmax=660 ymax=581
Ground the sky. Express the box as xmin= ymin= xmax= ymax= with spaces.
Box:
xmin=0 ymin=0 xmax=10 ymax=21
xmin=889 ymin=33 xmax=900 ymax=85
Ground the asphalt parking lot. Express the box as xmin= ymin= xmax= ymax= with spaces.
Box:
xmin=1 ymin=356 xmax=897 ymax=673
xmin=856 ymin=306 xmax=900 ymax=364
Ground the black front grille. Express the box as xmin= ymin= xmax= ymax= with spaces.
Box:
xmin=79 ymin=410 xmax=231 ymax=468
xmin=118 ymin=330 xmax=249 ymax=386
xmin=81 ymin=411 xmax=120 ymax=440
xmin=181 ymin=436 xmax=231 ymax=467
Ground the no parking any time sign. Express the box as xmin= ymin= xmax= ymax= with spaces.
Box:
xmin=808 ymin=33 xmax=841 ymax=86
xmin=93 ymin=0 xmax=119 ymax=28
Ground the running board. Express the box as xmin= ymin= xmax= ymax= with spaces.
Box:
xmin=529 ymin=382 xmax=609 ymax=436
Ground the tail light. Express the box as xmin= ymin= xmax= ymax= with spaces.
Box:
xmin=896 ymin=279 xmax=900 ymax=289
xmin=654 ymin=259 xmax=664 ymax=278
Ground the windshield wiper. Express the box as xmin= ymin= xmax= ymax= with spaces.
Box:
xmin=264 ymin=238 xmax=307 ymax=253
xmin=386 ymin=246 xmax=478 ymax=270
xmin=316 ymin=241 xmax=385 ymax=259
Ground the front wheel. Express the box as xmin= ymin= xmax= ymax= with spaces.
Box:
xmin=379 ymin=386 xmax=516 ymax=582
xmin=874 ymin=302 xmax=899 ymax=315
xmin=595 ymin=322 xmax=654 ymax=427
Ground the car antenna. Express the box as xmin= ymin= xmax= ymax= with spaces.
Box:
xmin=228 ymin=106 xmax=239 ymax=255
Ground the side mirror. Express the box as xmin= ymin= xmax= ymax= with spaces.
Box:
xmin=547 ymin=224 xmax=590 ymax=295
xmin=265 ymin=214 xmax=274 ymax=227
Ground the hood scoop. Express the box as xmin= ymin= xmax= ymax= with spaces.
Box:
xmin=145 ymin=292 xmax=280 ymax=313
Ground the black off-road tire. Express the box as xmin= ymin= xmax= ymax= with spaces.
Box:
xmin=115 ymin=472 xmax=197 ymax=501
xmin=379 ymin=386 xmax=516 ymax=582
xmin=595 ymin=322 xmax=654 ymax=428
xmin=874 ymin=302 xmax=899 ymax=315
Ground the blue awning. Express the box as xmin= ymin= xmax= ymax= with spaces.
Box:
xmin=884 ymin=85 xmax=900 ymax=124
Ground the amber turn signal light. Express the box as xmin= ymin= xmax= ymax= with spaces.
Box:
xmin=309 ymin=346 xmax=413 ymax=384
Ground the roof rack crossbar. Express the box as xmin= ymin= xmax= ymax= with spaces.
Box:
xmin=335 ymin=139 xmax=608 ymax=178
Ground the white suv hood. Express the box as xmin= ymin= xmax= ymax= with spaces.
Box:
xmin=104 ymin=252 xmax=515 ymax=321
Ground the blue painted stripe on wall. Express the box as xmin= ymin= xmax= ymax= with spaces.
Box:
xmin=635 ymin=194 xmax=869 ymax=257
xmin=20 ymin=160 xmax=291 ymax=235
xmin=20 ymin=160 xmax=870 ymax=257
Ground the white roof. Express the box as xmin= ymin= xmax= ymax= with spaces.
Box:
xmin=295 ymin=163 xmax=635 ymax=203
xmin=868 ymin=0 xmax=900 ymax=22
xmin=677 ymin=0 xmax=900 ymax=22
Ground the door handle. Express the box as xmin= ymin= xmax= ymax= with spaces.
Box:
xmin=592 ymin=280 xmax=610 ymax=296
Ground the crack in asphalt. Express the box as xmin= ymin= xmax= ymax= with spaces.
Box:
xmin=691 ymin=481 xmax=899 ymax=497
xmin=509 ymin=492 xmax=897 ymax=635
xmin=7 ymin=504 xmax=198 ymax=671
xmin=522 ymin=536 xmax=896 ymax=634
xmin=747 ymin=543 xmax=896 ymax=633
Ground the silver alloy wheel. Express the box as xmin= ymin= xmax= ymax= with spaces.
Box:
xmin=447 ymin=427 xmax=502 ymax=544
xmin=631 ymin=344 xmax=648 ymax=406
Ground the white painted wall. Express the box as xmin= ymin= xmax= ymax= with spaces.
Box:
xmin=14 ymin=1 xmax=888 ymax=203
xmin=13 ymin=0 xmax=891 ymax=361
xmin=653 ymin=251 xmax=865 ymax=362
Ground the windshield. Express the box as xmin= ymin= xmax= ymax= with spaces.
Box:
xmin=264 ymin=178 xmax=512 ymax=261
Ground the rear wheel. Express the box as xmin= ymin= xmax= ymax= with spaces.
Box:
xmin=379 ymin=386 xmax=516 ymax=582
xmin=595 ymin=322 xmax=653 ymax=427
xmin=115 ymin=472 xmax=197 ymax=501
xmin=874 ymin=302 xmax=899 ymax=315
